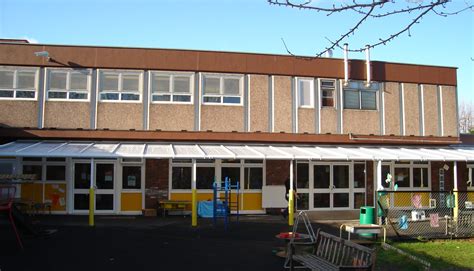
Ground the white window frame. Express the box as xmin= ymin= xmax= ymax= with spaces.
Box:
xmin=343 ymin=80 xmax=379 ymax=110
xmin=46 ymin=68 xmax=92 ymax=102
xmin=149 ymin=71 xmax=194 ymax=104
xmin=202 ymin=73 xmax=243 ymax=106
xmin=387 ymin=161 xmax=431 ymax=191
xmin=98 ymin=69 xmax=143 ymax=103
xmin=297 ymin=78 xmax=314 ymax=108
xmin=0 ymin=66 xmax=39 ymax=101
xmin=319 ymin=78 xmax=336 ymax=108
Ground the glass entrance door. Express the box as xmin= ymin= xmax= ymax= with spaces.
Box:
xmin=312 ymin=163 xmax=350 ymax=210
xmin=73 ymin=161 xmax=115 ymax=213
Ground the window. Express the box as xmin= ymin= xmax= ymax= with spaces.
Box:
xmin=150 ymin=72 xmax=193 ymax=103
xmin=99 ymin=70 xmax=142 ymax=101
xmin=320 ymin=79 xmax=335 ymax=107
xmin=196 ymin=167 xmax=215 ymax=189
xmin=47 ymin=69 xmax=91 ymax=101
xmin=343 ymin=81 xmax=379 ymax=110
xmin=122 ymin=166 xmax=141 ymax=189
xmin=172 ymin=166 xmax=191 ymax=189
xmin=202 ymin=74 xmax=243 ymax=105
xmin=0 ymin=67 xmax=37 ymax=99
xmin=387 ymin=161 xmax=430 ymax=190
xmin=297 ymin=78 xmax=313 ymax=108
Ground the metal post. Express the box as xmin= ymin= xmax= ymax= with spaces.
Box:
xmin=191 ymin=159 xmax=197 ymax=227
xmin=289 ymin=160 xmax=294 ymax=226
xmin=89 ymin=158 xmax=95 ymax=227
xmin=343 ymin=43 xmax=349 ymax=86
xmin=365 ymin=45 xmax=371 ymax=87
xmin=376 ymin=160 xmax=383 ymax=191
xmin=453 ymin=161 xmax=459 ymax=220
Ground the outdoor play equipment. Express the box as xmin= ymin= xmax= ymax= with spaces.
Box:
xmin=213 ymin=177 xmax=240 ymax=230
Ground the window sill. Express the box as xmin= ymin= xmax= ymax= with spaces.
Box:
xmin=343 ymin=108 xmax=378 ymax=112
xmin=0 ymin=98 xmax=38 ymax=101
xmin=46 ymin=99 xmax=90 ymax=103
xmin=201 ymin=102 xmax=243 ymax=107
xmin=99 ymin=100 xmax=143 ymax=104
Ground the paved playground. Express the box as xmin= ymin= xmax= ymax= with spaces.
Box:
xmin=0 ymin=215 xmax=344 ymax=271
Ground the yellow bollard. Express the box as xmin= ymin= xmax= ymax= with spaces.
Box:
xmin=288 ymin=189 xmax=294 ymax=226
xmin=453 ymin=189 xmax=459 ymax=221
xmin=89 ymin=188 xmax=94 ymax=226
xmin=192 ymin=188 xmax=197 ymax=227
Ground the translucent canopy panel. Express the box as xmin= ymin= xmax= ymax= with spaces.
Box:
xmin=0 ymin=141 xmax=474 ymax=161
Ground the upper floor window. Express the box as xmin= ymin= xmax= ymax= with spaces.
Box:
xmin=150 ymin=72 xmax=193 ymax=104
xmin=99 ymin=70 xmax=142 ymax=102
xmin=297 ymin=78 xmax=314 ymax=108
xmin=0 ymin=66 xmax=37 ymax=100
xmin=47 ymin=69 xmax=91 ymax=101
xmin=320 ymin=79 xmax=335 ymax=107
xmin=202 ymin=74 xmax=243 ymax=105
xmin=343 ymin=81 xmax=379 ymax=110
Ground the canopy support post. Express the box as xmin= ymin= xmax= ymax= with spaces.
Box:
xmin=289 ymin=160 xmax=294 ymax=226
xmin=453 ymin=161 xmax=459 ymax=220
xmin=89 ymin=158 xmax=95 ymax=227
xmin=192 ymin=159 xmax=197 ymax=227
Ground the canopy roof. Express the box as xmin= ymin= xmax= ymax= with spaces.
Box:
xmin=0 ymin=141 xmax=473 ymax=161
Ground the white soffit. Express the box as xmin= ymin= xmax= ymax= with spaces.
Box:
xmin=0 ymin=141 xmax=474 ymax=161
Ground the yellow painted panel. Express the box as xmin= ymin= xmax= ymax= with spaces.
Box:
xmin=44 ymin=183 xmax=67 ymax=211
xmin=467 ymin=192 xmax=474 ymax=202
xmin=121 ymin=193 xmax=142 ymax=211
xmin=242 ymin=193 xmax=263 ymax=211
xmin=20 ymin=183 xmax=43 ymax=203
xmin=393 ymin=192 xmax=430 ymax=208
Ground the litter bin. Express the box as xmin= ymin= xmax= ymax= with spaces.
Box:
xmin=360 ymin=206 xmax=375 ymax=238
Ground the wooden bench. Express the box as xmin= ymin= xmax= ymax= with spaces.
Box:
xmin=158 ymin=200 xmax=191 ymax=217
xmin=288 ymin=229 xmax=376 ymax=271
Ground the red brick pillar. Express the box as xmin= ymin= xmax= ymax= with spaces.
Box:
xmin=145 ymin=159 xmax=169 ymax=209
xmin=366 ymin=161 xmax=374 ymax=206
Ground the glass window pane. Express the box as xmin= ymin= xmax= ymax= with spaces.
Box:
xmin=394 ymin=167 xmax=410 ymax=187
xmin=296 ymin=163 xmax=309 ymax=189
xmin=361 ymin=91 xmax=377 ymax=110
xmin=23 ymin=165 xmax=42 ymax=181
xmin=196 ymin=167 xmax=215 ymax=189
xmin=223 ymin=78 xmax=240 ymax=95
xmin=17 ymin=71 xmax=36 ymax=89
xmin=100 ymin=93 xmax=119 ymax=100
xmin=222 ymin=96 xmax=240 ymax=104
xmin=299 ymin=80 xmax=312 ymax=107
xmin=121 ymin=93 xmax=140 ymax=100
xmin=333 ymin=165 xmax=349 ymax=189
xmin=96 ymin=164 xmax=114 ymax=189
xmin=48 ymin=91 xmax=67 ymax=99
xmin=244 ymin=167 xmax=262 ymax=189
xmin=46 ymin=165 xmax=66 ymax=181
xmin=354 ymin=193 xmax=365 ymax=209
xmin=96 ymin=194 xmax=113 ymax=210
xmin=354 ymin=163 xmax=365 ymax=188
xmin=74 ymin=194 xmax=89 ymax=210
xmin=153 ymin=75 xmax=170 ymax=93
xmin=314 ymin=193 xmax=330 ymax=208
xmin=382 ymin=165 xmax=391 ymax=188
xmin=69 ymin=92 xmax=88 ymax=100
xmin=122 ymin=166 xmax=141 ymax=189
xmin=221 ymin=167 xmax=240 ymax=186
xmin=16 ymin=91 xmax=35 ymax=98
xmin=0 ymin=90 xmax=14 ymax=97
xmin=70 ymin=72 xmax=88 ymax=90
xmin=344 ymin=89 xmax=359 ymax=109
xmin=122 ymin=74 xmax=139 ymax=91
xmin=172 ymin=166 xmax=191 ymax=189
xmin=152 ymin=94 xmax=171 ymax=102
xmin=0 ymin=162 xmax=13 ymax=174
xmin=173 ymin=76 xmax=190 ymax=93
xmin=204 ymin=77 xmax=220 ymax=94
xmin=173 ymin=95 xmax=191 ymax=102
xmin=314 ymin=165 xmax=330 ymax=188
xmin=413 ymin=168 xmax=428 ymax=188
xmin=333 ymin=193 xmax=349 ymax=207
xmin=203 ymin=96 xmax=221 ymax=103
xmin=322 ymin=89 xmax=334 ymax=106
xmin=102 ymin=73 xmax=119 ymax=91
xmin=0 ymin=70 xmax=14 ymax=88
xmin=296 ymin=193 xmax=309 ymax=210
xmin=50 ymin=72 xmax=67 ymax=90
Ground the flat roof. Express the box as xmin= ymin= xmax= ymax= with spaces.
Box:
xmin=0 ymin=42 xmax=457 ymax=86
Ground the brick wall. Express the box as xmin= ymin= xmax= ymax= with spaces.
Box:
xmin=366 ymin=161 xmax=374 ymax=206
xmin=145 ymin=159 xmax=169 ymax=208
xmin=266 ymin=160 xmax=291 ymax=185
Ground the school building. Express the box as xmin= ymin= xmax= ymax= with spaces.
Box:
xmin=0 ymin=39 xmax=472 ymax=220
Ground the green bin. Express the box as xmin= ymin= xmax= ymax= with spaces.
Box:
xmin=359 ymin=206 xmax=376 ymax=238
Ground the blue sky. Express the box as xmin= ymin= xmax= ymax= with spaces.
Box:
xmin=0 ymin=0 xmax=472 ymax=104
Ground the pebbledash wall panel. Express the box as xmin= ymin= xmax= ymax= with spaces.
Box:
xmin=249 ymin=75 xmax=269 ymax=132
xmin=383 ymin=82 xmax=401 ymax=135
xmin=0 ymin=101 xmax=38 ymax=128
xmin=200 ymin=105 xmax=244 ymax=132
xmin=442 ymin=86 xmax=458 ymax=137
xmin=403 ymin=83 xmax=420 ymax=136
xmin=149 ymin=104 xmax=194 ymax=131
xmin=320 ymin=108 xmax=338 ymax=134
xmin=298 ymin=108 xmax=315 ymax=133
xmin=97 ymin=103 xmax=143 ymax=130
xmin=422 ymin=84 xmax=439 ymax=136
xmin=44 ymin=101 xmax=90 ymax=129
xmin=343 ymin=110 xmax=380 ymax=135
xmin=273 ymin=76 xmax=292 ymax=133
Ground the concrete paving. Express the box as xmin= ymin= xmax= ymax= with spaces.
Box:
xmin=0 ymin=214 xmax=348 ymax=271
